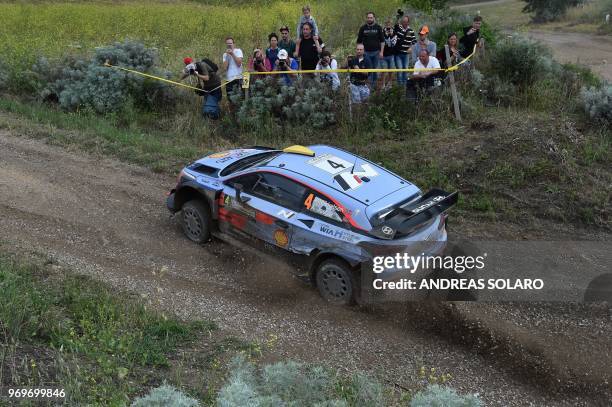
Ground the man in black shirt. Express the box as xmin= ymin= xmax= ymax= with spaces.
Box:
xmin=357 ymin=12 xmax=384 ymax=88
xmin=180 ymin=60 xmax=222 ymax=119
xmin=460 ymin=15 xmax=482 ymax=58
xmin=348 ymin=43 xmax=372 ymax=104
xmin=394 ymin=14 xmax=417 ymax=85
xmin=296 ymin=22 xmax=323 ymax=73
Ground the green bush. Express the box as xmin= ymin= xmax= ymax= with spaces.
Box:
xmin=487 ymin=36 xmax=553 ymax=89
xmin=581 ymin=84 xmax=612 ymax=125
xmin=32 ymin=40 xmax=176 ymax=114
xmin=427 ymin=13 xmax=499 ymax=54
xmin=231 ymin=76 xmax=336 ymax=129
xmin=216 ymin=354 xmax=384 ymax=406
xmin=410 ymin=384 xmax=481 ymax=407
xmin=522 ymin=0 xmax=584 ymax=23
xmin=131 ymin=384 xmax=199 ymax=407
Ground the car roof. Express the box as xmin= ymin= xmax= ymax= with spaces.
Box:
xmin=261 ymin=145 xmax=414 ymax=205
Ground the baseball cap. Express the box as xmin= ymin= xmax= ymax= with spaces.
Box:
xmin=278 ymin=49 xmax=289 ymax=60
xmin=419 ymin=25 xmax=429 ymax=35
xmin=183 ymin=57 xmax=193 ymax=65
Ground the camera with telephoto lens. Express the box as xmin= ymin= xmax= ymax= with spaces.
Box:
xmin=278 ymin=59 xmax=287 ymax=68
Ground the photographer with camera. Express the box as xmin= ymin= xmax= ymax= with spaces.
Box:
xmin=381 ymin=19 xmax=397 ymax=89
xmin=222 ymin=37 xmax=244 ymax=99
xmin=315 ymin=50 xmax=340 ymax=91
xmin=180 ymin=58 xmax=223 ymax=119
xmin=275 ymin=49 xmax=298 ymax=86
xmin=249 ymin=49 xmax=271 ymax=73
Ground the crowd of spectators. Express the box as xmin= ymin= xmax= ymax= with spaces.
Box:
xmin=181 ymin=5 xmax=483 ymax=119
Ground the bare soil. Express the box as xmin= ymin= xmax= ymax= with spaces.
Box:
xmin=1 ymin=131 xmax=610 ymax=406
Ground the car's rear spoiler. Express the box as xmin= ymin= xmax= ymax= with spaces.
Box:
xmin=371 ymin=188 xmax=458 ymax=239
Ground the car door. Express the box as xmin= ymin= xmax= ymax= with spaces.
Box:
xmin=222 ymin=172 xmax=307 ymax=251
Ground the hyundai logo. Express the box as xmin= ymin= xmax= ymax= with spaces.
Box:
xmin=381 ymin=226 xmax=394 ymax=235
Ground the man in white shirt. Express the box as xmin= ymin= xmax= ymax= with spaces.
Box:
xmin=407 ymin=48 xmax=441 ymax=101
xmin=222 ymin=37 xmax=244 ymax=98
xmin=315 ymin=50 xmax=340 ymax=91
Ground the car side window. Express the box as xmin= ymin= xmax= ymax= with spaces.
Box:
xmin=234 ymin=172 xmax=306 ymax=211
xmin=303 ymin=191 xmax=344 ymax=223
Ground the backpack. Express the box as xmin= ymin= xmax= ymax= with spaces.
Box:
xmin=200 ymin=58 xmax=218 ymax=73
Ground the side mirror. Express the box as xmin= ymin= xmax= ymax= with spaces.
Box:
xmin=234 ymin=183 xmax=250 ymax=204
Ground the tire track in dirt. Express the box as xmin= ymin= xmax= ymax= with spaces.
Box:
xmin=0 ymin=132 xmax=609 ymax=406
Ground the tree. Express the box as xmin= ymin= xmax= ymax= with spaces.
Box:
xmin=522 ymin=0 xmax=584 ymax=23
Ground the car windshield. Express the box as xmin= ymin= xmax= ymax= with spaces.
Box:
xmin=220 ymin=151 xmax=282 ymax=176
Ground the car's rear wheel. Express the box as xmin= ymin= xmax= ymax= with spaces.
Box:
xmin=180 ymin=200 xmax=211 ymax=244
xmin=316 ymin=258 xmax=357 ymax=305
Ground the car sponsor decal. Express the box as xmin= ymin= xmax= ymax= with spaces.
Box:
xmin=255 ymin=211 xmax=275 ymax=225
xmin=218 ymin=207 xmax=248 ymax=230
xmin=304 ymin=194 xmax=342 ymax=222
xmin=307 ymin=154 xmax=352 ymax=175
xmin=208 ymin=151 xmax=231 ymax=158
xmin=333 ymin=163 xmax=379 ymax=191
xmin=273 ymin=229 xmax=289 ymax=247
xmin=224 ymin=194 xmax=232 ymax=206
xmin=318 ymin=223 xmax=358 ymax=243
xmin=410 ymin=195 xmax=445 ymax=214
xmin=277 ymin=209 xmax=295 ymax=219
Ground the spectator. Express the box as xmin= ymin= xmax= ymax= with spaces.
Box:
xmin=222 ymin=37 xmax=244 ymax=97
xmin=249 ymin=48 xmax=271 ymax=72
xmin=460 ymin=15 xmax=482 ymax=58
xmin=407 ymin=48 xmax=441 ymax=101
xmin=266 ymin=33 xmax=281 ymax=70
xmin=348 ymin=43 xmax=371 ymax=104
xmin=357 ymin=11 xmax=384 ymax=88
xmin=181 ymin=57 xmax=198 ymax=86
xmin=297 ymin=5 xmax=319 ymax=38
xmin=316 ymin=50 xmax=340 ymax=91
xmin=411 ymin=26 xmax=436 ymax=65
xmin=436 ymin=33 xmax=462 ymax=69
xmin=275 ymin=49 xmax=299 ymax=86
xmin=381 ymin=19 xmax=397 ymax=89
xmin=394 ymin=15 xmax=416 ymax=85
xmin=295 ymin=22 xmax=323 ymax=72
xmin=278 ymin=25 xmax=296 ymax=57
xmin=181 ymin=59 xmax=222 ymax=119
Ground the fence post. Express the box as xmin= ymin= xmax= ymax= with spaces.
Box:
xmin=445 ymin=44 xmax=462 ymax=122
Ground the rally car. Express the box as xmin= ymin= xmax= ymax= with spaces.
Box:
xmin=167 ymin=145 xmax=457 ymax=304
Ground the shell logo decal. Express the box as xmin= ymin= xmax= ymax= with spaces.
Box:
xmin=273 ymin=229 xmax=289 ymax=247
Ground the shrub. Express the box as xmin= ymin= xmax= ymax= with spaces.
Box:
xmin=581 ymin=84 xmax=612 ymax=125
xmin=131 ymin=384 xmax=199 ymax=407
xmin=404 ymin=0 xmax=449 ymax=13
xmin=522 ymin=0 xmax=584 ymax=23
xmin=216 ymin=354 xmax=385 ymax=406
xmin=410 ymin=384 xmax=481 ymax=407
xmin=231 ymin=76 xmax=335 ymax=129
xmin=427 ymin=13 xmax=499 ymax=53
xmin=487 ymin=36 xmax=554 ymax=89
xmin=33 ymin=40 xmax=176 ymax=114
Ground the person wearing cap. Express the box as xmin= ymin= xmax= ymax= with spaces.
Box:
xmin=179 ymin=58 xmax=223 ymax=119
xmin=406 ymin=48 xmax=441 ymax=101
xmin=357 ymin=11 xmax=384 ymax=88
xmin=411 ymin=25 xmax=436 ymax=65
xmin=274 ymin=49 xmax=299 ymax=86
xmin=278 ymin=25 xmax=297 ymax=57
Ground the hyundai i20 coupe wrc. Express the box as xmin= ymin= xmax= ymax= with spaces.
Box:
xmin=167 ymin=145 xmax=458 ymax=304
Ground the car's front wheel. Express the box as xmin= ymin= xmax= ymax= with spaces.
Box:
xmin=180 ymin=200 xmax=211 ymax=244
xmin=316 ymin=258 xmax=357 ymax=305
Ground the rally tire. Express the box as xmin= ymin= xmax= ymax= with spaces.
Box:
xmin=316 ymin=258 xmax=357 ymax=305
xmin=180 ymin=200 xmax=211 ymax=244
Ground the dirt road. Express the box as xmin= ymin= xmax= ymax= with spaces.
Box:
xmin=1 ymin=132 xmax=610 ymax=405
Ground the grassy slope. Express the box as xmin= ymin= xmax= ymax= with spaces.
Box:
xmin=0 ymin=251 xmax=272 ymax=405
